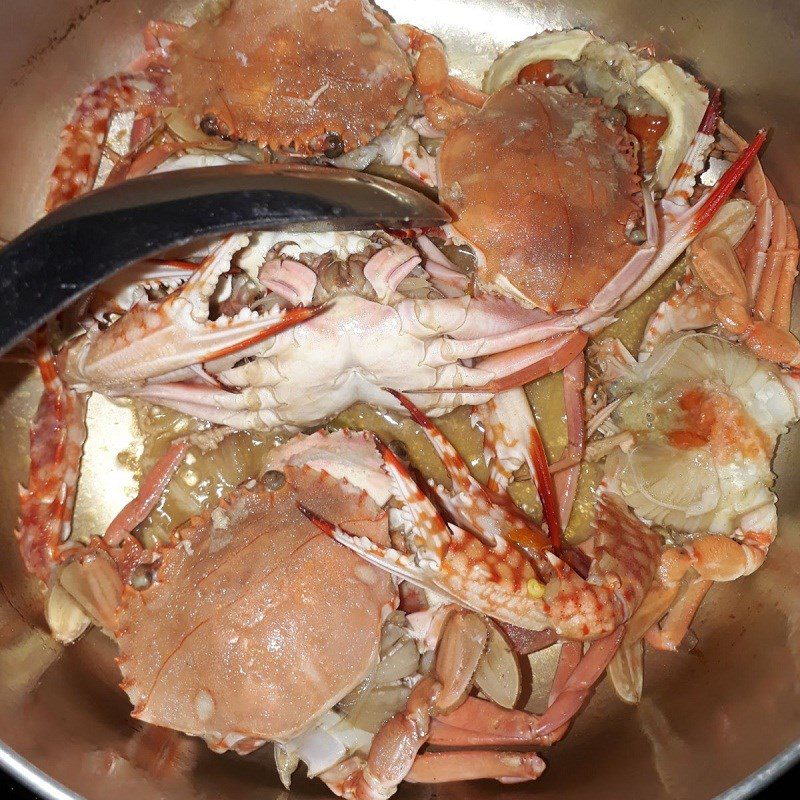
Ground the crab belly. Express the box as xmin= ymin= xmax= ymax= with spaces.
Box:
xmin=439 ymin=82 xmax=640 ymax=312
xmin=116 ymin=473 xmax=394 ymax=752
xmin=222 ymin=294 xmax=448 ymax=428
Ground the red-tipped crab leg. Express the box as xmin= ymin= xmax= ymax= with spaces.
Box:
xmin=664 ymin=89 xmax=722 ymax=206
xmin=553 ymin=353 xmax=586 ymax=530
xmin=689 ymin=129 xmax=768 ymax=237
xmin=16 ymin=339 xmax=88 ymax=584
xmin=615 ymin=125 xmax=766 ymax=313
xmin=59 ymin=235 xmax=323 ymax=390
xmin=386 ymin=389 xmax=550 ymax=553
xmin=386 ymin=388 xmax=483 ymax=499
xmin=527 ymin=412 xmax=563 ymax=552
xmin=46 ymin=72 xmax=173 ymax=212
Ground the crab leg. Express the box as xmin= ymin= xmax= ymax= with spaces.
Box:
xmin=396 ymin=295 xmax=550 ymax=353
xmin=105 ymin=138 xmax=193 ymax=185
xmin=644 ymin=577 xmax=713 ymax=652
xmin=527 ymin=411 xmax=563 ymax=551
xmin=753 ymin=183 xmax=788 ymax=321
xmin=467 ymin=332 xmax=589 ymax=394
xmin=475 ymin=395 xmax=523 ymax=496
xmin=651 ymin=190 xmax=800 ymax=367
xmin=429 ymin=627 xmax=622 ymax=747
xmin=536 ymin=628 xmax=623 ymax=737
xmin=615 ymin=129 xmax=767 ymax=317
xmin=609 ymin=502 xmax=775 ymax=704
xmin=395 ymin=25 xmax=478 ymax=130
xmin=59 ymin=235 xmax=322 ymax=390
xmin=299 ymin=450 xmax=554 ymax=632
xmin=88 ymin=259 xmax=199 ymax=319
xmin=772 ymin=211 xmax=799 ymax=329
xmin=717 ymin=120 xmax=779 ymax=301
xmin=46 ymin=72 xmax=172 ymax=211
xmin=16 ymin=340 xmax=88 ymax=584
xmin=324 ymin=609 xmax=513 ymax=798
xmin=405 ymin=751 xmax=544 ymax=784
xmin=385 ymin=389 xmax=550 ymax=554
xmin=104 ymin=440 xmax=189 ymax=546
xmin=553 ymin=353 xmax=586 ymax=529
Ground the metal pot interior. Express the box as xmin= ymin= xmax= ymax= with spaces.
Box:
xmin=1 ymin=1 xmax=799 ymax=798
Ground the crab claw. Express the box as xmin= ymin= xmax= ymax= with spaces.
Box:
xmin=689 ymin=129 xmax=768 ymax=237
xmin=526 ymin=418 xmax=563 ymax=552
xmin=59 ymin=234 xmax=321 ymax=390
xmin=385 ymin=388 xmax=550 ymax=553
xmin=297 ymin=460 xmax=552 ymax=633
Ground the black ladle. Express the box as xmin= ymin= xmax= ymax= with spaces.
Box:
xmin=0 ymin=164 xmax=449 ymax=352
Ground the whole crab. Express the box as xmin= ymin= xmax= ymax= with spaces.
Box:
xmin=20 ymin=388 xmax=627 ymax=797
xmin=46 ymin=0 xmax=481 ymax=210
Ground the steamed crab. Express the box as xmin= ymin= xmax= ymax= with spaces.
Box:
xmin=578 ymin=233 xmax=800 ymax=703
xmin=46 ymin=0 xmax=482 ymax=210
xmin=19 ymin=377 xmax=637 ymax=797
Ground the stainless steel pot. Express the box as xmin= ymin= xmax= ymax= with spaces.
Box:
xmin=1 ymin=1 xmax=799 ymax=798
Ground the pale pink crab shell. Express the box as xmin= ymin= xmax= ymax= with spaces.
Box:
xmin=115 ymin=465 xmax=395 ymax=750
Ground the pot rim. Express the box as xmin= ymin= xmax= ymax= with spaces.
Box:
xmin=2 ymin=734 xmax=799 ymax=799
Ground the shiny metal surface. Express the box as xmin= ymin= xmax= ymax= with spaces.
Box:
xmin=1 ymin=1 xmax=799 ymax=799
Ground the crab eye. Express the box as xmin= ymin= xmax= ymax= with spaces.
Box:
xmin=199 ymin=114 xmax=223 ymax=137
xmin=322 ymin=132 xmax=345 ymax=158
xmin=262 ymin=469 xmax=286 ymax=491
xmin=130 ymin=565 xmax=155 ymax=590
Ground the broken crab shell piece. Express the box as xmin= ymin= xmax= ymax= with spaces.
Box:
xmin=482 ymin=28 xmax=708 ymax=188
xmin=473 ymin=620 xmax=522 ymax=709
xmin=170 ymin=0 xmax=414 ymax=154
xmin=483 ymin=29 xmax=598 ymax=95
xmin=637 ymin=62 xmax=709 ymax=189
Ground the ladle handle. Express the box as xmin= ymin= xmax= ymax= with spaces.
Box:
xmin=0 ymin=164 xmax=448 ymax=352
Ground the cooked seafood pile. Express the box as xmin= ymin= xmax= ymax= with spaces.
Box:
xmin=13 ymin=1 xmax=800 ymax=796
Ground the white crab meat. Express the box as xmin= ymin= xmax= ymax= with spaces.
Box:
xmin=602 ymin=333 xmax=800 ymax=536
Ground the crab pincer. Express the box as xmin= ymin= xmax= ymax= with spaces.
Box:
xmin=58 ymin=234 xmax=322 ymax=390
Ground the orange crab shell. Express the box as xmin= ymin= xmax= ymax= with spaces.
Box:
xmin=439 ymin=82 xmax=643 ymax=312
xmin=115 ymin=465 xmax=394 ymax=751
xmin=170 ymin=0 xmax=414 ymax=154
